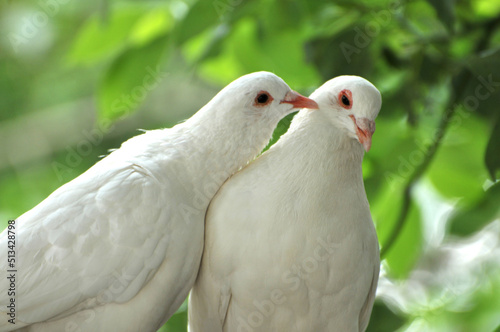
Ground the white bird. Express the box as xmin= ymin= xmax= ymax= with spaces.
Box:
xmin=189 ymin=76 xmax=382 ymax=332
xmin=0 ymin=72 xmax=318 ymax=332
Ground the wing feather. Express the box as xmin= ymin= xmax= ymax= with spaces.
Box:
xmin=0 ymin=153 xmax=172 ymax=325
xmin=358 ymin=261 xmax=380 ymax=332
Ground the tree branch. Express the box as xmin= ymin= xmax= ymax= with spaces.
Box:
xmin=380 ymin=18 xmax=500 ymax=258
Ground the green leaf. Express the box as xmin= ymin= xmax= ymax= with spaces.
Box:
xmin=449 ymin=181 xmax=500 ymax=236
xmin=190 ymin=0 xmax=254 ymax=34
xmin=97 ymin=37 xmax=169 ymax=123
xmin=472 ymin=0 xmax=500 ymax=19
xmin=372 ymin=180 xmax=423 ymax=279
xmin=258 ymin=0 xmax=304 ymax=32
xmin=68 ymin=4 xmax=151 ymax=65
xmin=262 ymin=112 xmax=297 ymax=152
xmin=174 ymin=0 xmax=222 ymax=44
xmin=198 ymin=18 xmax=320 ymax=89
xmin=363 ymin=116 xmax=417 ymax=198
xmin=467 ymin=48 xmax=500 ymax=76
xmin=462 ymin=48 xmax=500 ymax=119
xmin=129 ymin=10 xmax=173 ymax=47
xmin=485 ymin=116 xmax=500 ymax=180
xmin=231 ymin=19 xmax=320 ymax=88
xmin=366 ymin=300 xmax=406 ymax=332
xmin=427 ymin=116 xmax=490 ymax=202
xmin=198 ymin=50 xmax=244 ymax=86
xmin=259 ymin=31 xmax=321 ymax=89
xmin=426 ymin=0 xmax=455 ymax=32
xmin=157 ymin=311 xmax=187 ymax=332
xmin=418 ymin=54 xmax=446 ymax=84
xmin=157 ymin=299 xmax=187 ymax=331
xmin=386 ymin=201 xmax=422 ymax=279
xmin=182 ymin=25 xmax=230 ymax=65
xmin=306 ymin=25 xmax=374 ymax=81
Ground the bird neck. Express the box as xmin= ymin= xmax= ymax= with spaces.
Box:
xmin=176 ymin=108 xmax=272 ymax=197
xmin=275 ymin=109 xmax=366 ymax=192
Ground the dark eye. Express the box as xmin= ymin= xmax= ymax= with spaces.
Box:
xmin=257 ymin=94 xmax=268 ymax=104
xmin=253 ymin=91 xmax=273 ymax=107
xmin=338 ymin=89 xmax=353 ymax=109
xmin=341 ymin=94 xmax=350 ymax=106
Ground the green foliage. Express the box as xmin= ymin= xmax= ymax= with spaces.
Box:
xmin=69 ymin=5 xmax=147 ymax=65
xmin=426 ymin=0 xmax=456 ymax=31
xmin=262 ymin=111 xmax=297 ymax=152
xmin=2 ymin=0 xmax=500 ymax=331
xmin=449 ymin=181 xmax=500 ymax=235
xmin=485 ymin=117 xmax=500 ymax=180
xmin=174 ymin=0 xmax=224 ymax=44
xmin=427 ymin=115 xmax=490 ymax=202
xmin=412 ymin=268 xmax=500 ymax=332
xmin=366 ymin=300 xmax=406 ymax=332
xmin=69 ymin=3 xmax=173 ymax=64
xmin=68 ymin=3 xmax=173 ymax=122
xmin=158 ymin=301 xmax=188 ymax=332
xmin=372 ymin=180 xmax=423 ymax=279
xmin=98 ymin=36 xmax=169 ymax=122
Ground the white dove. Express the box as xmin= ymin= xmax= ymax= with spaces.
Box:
xmin=0 ymin=72 xmax=318 ymax=332
xmin=189 ymin=76 xmax=382 ymax=332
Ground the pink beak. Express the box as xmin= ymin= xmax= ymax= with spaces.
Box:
xmin=280 ymin=91 xmax=319 ymax=109
xmin=349 ymin=115 xmax=375 ymax=152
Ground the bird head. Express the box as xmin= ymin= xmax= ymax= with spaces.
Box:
xmin=214 ymin=71 xmax=318 ymax=125
xmin=310 ymin=76 xmax=381 ymax=152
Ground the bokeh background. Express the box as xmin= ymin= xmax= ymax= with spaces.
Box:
xmin=1 ymin=0 xmax=500 ymax=331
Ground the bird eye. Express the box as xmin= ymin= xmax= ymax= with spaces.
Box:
xmin=338 ymin=89 xmax=353 ymax=109
xmin=257 ymin=94 xmax=268 ymax=103
xmin=254 ymin=91 xmax=273 ymax=107
xmin=341 ymin=95 xmax=349 ymax=106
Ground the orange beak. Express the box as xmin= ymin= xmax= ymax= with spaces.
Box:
xmin=280 ymin=91 xmax=319 ymax=109
xmin=349 ymin=115 xmax=375 ymax=152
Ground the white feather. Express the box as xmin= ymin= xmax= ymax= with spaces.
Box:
xmin=189 ymin=76 xmax=382 ymax=332
xmin=0 ymin=72 xmax=316 ymax=332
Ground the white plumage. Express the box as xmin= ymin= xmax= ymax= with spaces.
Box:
xmin=189 ymin=76 xmax=382 ymax=332
xmin=0 ymin=72 xmax=318 ymax=332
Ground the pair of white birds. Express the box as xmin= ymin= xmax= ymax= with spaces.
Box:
xmin=0 ymin=72 xmax=381 ymax=332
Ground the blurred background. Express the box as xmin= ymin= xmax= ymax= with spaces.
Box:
xmin=1 ymin=0 xmax=499 ymax=331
